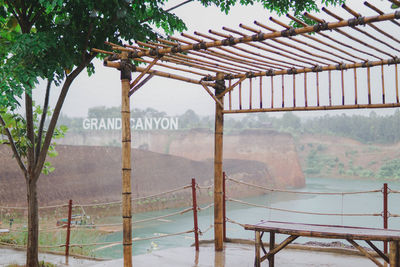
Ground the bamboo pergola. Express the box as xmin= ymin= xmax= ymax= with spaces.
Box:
xmin=93 ymin=1 xmax=400 ymax=266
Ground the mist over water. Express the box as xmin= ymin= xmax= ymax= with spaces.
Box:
xmin=95 ymin=177 xmax=400 ymax=259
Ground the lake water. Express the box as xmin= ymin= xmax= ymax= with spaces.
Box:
xmin=95 ymin=177 xmax=400 ymax=259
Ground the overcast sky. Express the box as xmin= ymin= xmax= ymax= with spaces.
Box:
xmin=31 ymin=0 xmax=400 ymax=118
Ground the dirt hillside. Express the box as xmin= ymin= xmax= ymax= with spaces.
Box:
xmin=0 ymin=144 xmax=272 ymax=206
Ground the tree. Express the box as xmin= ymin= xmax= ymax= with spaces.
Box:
xmin=0 ymin=0 xmax=345 ymax=266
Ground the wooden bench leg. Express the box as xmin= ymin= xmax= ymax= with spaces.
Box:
xmin=255 ymin=231 xmax=261 ymax=267
xmin=269 ymin=232 xmax=275 ymax=267
xmin=389 ymin=241 xmax=399 ymax=267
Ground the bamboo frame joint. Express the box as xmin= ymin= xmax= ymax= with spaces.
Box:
xmin=395 ymin=10 xmax=400 ymax=19
xmin=313 ymin=22 xmax=329 ymax=32
xmin=348 ymin=16 xmax=366 ymax=27
xmin=281 ymin=27 xmax=297 ymax=37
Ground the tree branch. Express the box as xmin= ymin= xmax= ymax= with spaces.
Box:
xmin=34 ymin=52 xmax=97 ymax=182
xmin=25 ymin=90 xmax=35 ymax=175
xmin=0 ymin=114 xmax=27 ymax=176
xmin=35 ymin=78 xmax=51 ymax=163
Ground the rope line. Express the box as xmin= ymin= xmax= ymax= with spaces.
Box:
xmin=132 ymin=207 xmax=193 ymax=224
xmin=226 ymin=217 xmax=246 ymax=228
xmin=226 ymin=177 xmax=381 ymax=195
xmin=199 ymin=224 xmax=214 ymax=235
xmin=132 ymin=184 xmax=191 ymax=202
xmin=198 ymin=203 xmax=214 ymax=212
xmin=196 ymin=184 xmax=214 ymax=190
xmin=390 ymin=189 xmax=400 ymax=194
xmin=227 ymin=197 xmax=381 ymax=217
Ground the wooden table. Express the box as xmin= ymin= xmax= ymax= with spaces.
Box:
xmin=245 ymin=221 xmax=400 ymax=267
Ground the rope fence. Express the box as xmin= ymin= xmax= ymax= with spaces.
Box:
xmin=226 ymin=176 xmax=381 ymax=195
xmin=227 ymin=197 xmax=381 ymax=217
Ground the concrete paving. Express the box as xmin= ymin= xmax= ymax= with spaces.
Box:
xmin=0 ymin=243 xmax=380 ymax=267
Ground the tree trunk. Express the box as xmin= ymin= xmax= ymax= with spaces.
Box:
xmin=26 ymin=175 xmax=39 ymax=267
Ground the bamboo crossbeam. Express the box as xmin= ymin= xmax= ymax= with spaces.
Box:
xmin=210 ymin=29 xmax=308 ymax=68
xmin=304 ymin=11 xmax=383 ymax=60
xmin=235 ymin=24 xmax=331 ymax=66
xmin=364 ymin=1 xmax=400 ymax=28
xmin=104 ymin=61 xmax=214 ymax=86
xmin=207 ymin=57 xmax=400 ymax=81
xmin=223 ymin=103 xmax=400 ymax=114
xmin=251 ymin=22 xmax=338 ymax=65
xmin=269 ymin=17 xmax=355 ymax=63
xmin=130 ymin=57 xmax=160 ymax=89
xmin=223 ymin=26 xmax=318 ymax=66
xmin=221 ymin=76 xmax=247 ymax=96
xmin=120 ymin=11 xmax=400 ymax=59
xmin=320 ymin=9 xmax=394 ymax=58
xmin=286 ymin=14 xmax=364 ymax=62
xmin=347 ymin=239 xmax=384 ymax=267
xmin=200 ymin=82 xmax=224 ymax=109
xmin=135 ymin=57 xmax=208 ymax=77
xmin=193 ymin=31 xmax=293 ymax=69
xmin=342 ymin=4 xmax=400 ymax=47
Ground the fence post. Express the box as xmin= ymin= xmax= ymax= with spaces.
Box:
xmin=223 ymin=171 xmax=226 ymax=242
xmin=65 ymin=199 xmax=73 ymax=265
xmin=191 ymin=178 xmax=199 ymax=251
xmin=383 ymin=183 xmax=388 ymax=254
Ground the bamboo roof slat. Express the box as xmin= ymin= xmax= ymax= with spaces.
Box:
xmin=192 ymin=31 xmax=295 ymax=69
xmin=286 ymin=14 xmax=365 ymax=62
xmin=319 ymin=9 xmax=395 ymax=58
xmin=342 ymin=4 xmax=400 ymax=46
xmin=136 ymin=40 xmax=256 ymax=73
xmin=269 ymin=17 xmax=356 ymax=63
xmin=167 ymin=35 xmax=283 ymax=70
xmin=304 ymin=11 xmax=384 ymax=60
xmin=364 ymin=2 xmax=400 ymax=28
xmin=238 ymin=23 xmax=331 ymax=66
xmin=211 ymin=28 xmax=311 ymax=68
xmin=112 ymin=11 xmax=400 ymax=60
xmin=251 ymin=22 xmax=341 ymax=65
xmin=222 ymin=26 xmax=321 ymax=66
xmin=160 ymin=37 xmax=274 ymax=72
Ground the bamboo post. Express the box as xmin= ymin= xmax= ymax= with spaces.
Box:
xmin=341 ymin=69 xmax=345 ymax=105
xmin=255 ymin=231 xmax=261 ymax=267
xmin=250 ymin=78 xmax=253 ymax=109
xmin=65 ymin=199 xmax=72 ymax=265
xmin=259 ymin=76 xmax=263 ymax=109
xmin=367 ymin=67 xmax=372 ymax=104
xmin=281 ymin=75 xmax=285 ymax=108
xmin=239 ymin=82 xmax=242 ymax=110
xmin=383 ymin=183 xmax=388 ymax=254
xmin=381 ymin=65 xmax=386 ymax=104
xmin=304 ymin=73 xmax=308 ymax=107
xmin=191 ymin=178 xmax=199 ymax=251
xmin=228 ymin=79 xmax=232 ymax=110
xmin=316 ymin=72 xmax=320 ymax=106
xmin=354 ymin=68 xmax=358 ymax=105
xmin=329 ymin=70 xmax=332 ymax=106
xmin=271 ymin=76 xmax=274 ymax=108
xmin=396 ymin=64 xmax=399 ymax=103
xmin=293 ymin=74 xmax=296 ymax=107
xmin=214 ymin=73 xmax=225 ymax=251
xmin=121 ymin=52 xmax=133 ymax=267
xmin=389 ymin=241 xmax=399 ymax=267
xmin=269 ymin=232 xmax=275 ymax=267
xmin=223 ymin=171 xmax=227 ymax=242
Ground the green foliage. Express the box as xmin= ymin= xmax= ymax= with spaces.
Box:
xmin=0 ymin=105 xmax=67 ymax=175
xmin=378 ymin=159 xmax=400 ymax=179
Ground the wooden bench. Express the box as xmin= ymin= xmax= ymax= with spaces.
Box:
xmin=245 ymin=221 xmax=400 ymax=267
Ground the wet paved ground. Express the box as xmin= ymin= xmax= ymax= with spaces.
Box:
xmin=0 ymin=243 xmax=379 ymax=267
